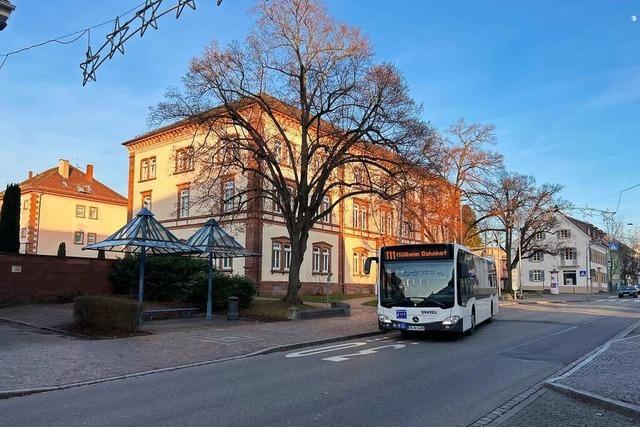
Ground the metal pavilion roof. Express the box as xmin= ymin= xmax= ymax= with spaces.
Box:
xmin=83 ymin=208 xmax=197 ymax=254
xmin=186 ymin=219 xmax=258 ymax=258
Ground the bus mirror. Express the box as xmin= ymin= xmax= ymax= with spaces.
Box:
xmin=364 ymin=257 xmax=378 ymax=275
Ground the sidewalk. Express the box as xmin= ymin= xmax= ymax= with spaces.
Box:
xmin=0 ymin=298 xmax=379 ymax=394
xmin=479 ymin=325 xmax=640 ymax=426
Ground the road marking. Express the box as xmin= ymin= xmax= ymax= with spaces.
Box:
xmin=285 ymin=342 xmax=368 ymax=358
xmin=501 ymin=325 xmax=578 ymax=353
xmin=321 ymin=344 xmax=406 ymax=362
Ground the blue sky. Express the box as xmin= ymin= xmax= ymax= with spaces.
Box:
xmin=1 ymin=1 xmax=639 ymax=229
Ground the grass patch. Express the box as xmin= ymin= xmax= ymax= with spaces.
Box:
xmin=240 ymin=299 xmax=312 ymax=322
xmin=302 ymin=293 xmax=371 ymax=304
xmin=362 ymin=299 xmax=377 ymax=307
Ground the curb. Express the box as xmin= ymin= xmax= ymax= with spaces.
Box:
xmin=0 ymin=329 xmax=386 ymax=400
xmin=0 ymin=317 xmax=98 ymax=340
xmin=467 ymin=318 xmax=640 ymax=426
xmin=544 ymin=382 xmax=640 ymax=421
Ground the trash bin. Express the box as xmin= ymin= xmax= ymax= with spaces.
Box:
xmin=227 ymin=296 xmax=239 ymax=320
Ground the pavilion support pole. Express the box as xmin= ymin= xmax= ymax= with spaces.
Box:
xmin=138 ymin=246 xmax=146 ymax=325
xmin=207 ymin=252 xmax=214 ymax=321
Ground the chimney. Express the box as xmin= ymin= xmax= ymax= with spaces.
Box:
xmin=58 ymin=159 xmax=70 ymax=179
xmin=28 ymin=170 xmax=33 ymax=180
xmin=86 ymin=164 xmax=94 ymax=181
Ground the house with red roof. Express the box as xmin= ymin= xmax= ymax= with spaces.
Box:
xmin=3 ymin=159 xmax=127 ymax=257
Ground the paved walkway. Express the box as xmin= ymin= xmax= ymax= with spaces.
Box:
xmin=0 ymin=298 xmax=378 ymax=392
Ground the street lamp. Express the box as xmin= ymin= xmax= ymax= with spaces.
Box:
xmin=0 ymin=0 xmax=15 ymax=31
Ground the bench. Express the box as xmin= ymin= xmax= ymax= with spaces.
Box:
xmin=143 ymin=307 xmax=200 ymax=321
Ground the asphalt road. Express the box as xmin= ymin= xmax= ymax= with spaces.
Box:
xmin=2 ymin=298 xmax=639 ymax=427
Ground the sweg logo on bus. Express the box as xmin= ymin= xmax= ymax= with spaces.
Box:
xmin=396 ymin=310 xmax=407 ymax=319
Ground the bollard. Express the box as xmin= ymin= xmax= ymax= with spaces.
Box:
xmin=227 ymin=296 xmax=240 ymax=320
xmin=287 ymin=306 xmax=301 ymax=320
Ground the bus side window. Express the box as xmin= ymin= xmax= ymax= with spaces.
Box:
xmin=457 ymin=252 xmax=470 ymax=306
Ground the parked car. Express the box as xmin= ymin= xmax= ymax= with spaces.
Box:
xmin=618 ymin=285 xmax=638 ymax=298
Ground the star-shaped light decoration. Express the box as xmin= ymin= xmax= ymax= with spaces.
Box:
xmin=106 ymin=16 xmax=129 ymax=59
xmin=80 ymin=46 xmax=100 ymax=86
xmin=176 ymin=0 xmax=196 ymax=18
xmin=137 ymin=0 xmax=162 ymax=37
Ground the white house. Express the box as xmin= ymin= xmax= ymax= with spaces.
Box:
xmin=519 ymin=213 xmax=609 ymax=294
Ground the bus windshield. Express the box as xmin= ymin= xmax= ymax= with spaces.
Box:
xmin=380 ymin=260 xmax=455 ymax=309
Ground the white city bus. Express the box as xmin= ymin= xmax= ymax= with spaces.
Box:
xmin=364 ymin=243 xmax=498 ymax=335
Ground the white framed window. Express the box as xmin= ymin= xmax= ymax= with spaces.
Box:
xmin=353 ymin=252 xmax=360 ymax=275
xmin=22 ymin=200 xmax=28 ymax=210
xmin=529 ymin=270 xmax=544 ymax=282
xmin=142 ymin=194 xmax=152 ymax=211
xmin=176 ymin=147 xmax=194 ymax=173
xmin=89 ymin=207 xmax=98 ymax=220
xmin=532 ymin=251 xmax=544 ymax=262
xmin=352 ymin=204 xmax=359 ymax=228
xmin=76 ymin=205 xmax=86 ymax=218
xmin=273 ymin=139 xmax=283 ymax=163
xmin=402 ymin=221 xmax=411 ymax=239
xmin=559 ymin=229 xmax=571 ymax=239
xmin=223 ymin=180 xmax=235 ymax=212
xmin=312 ymin=246 xmax=321 ymax=272
xmin=319 ymin=196 xmax=331 ymax=223
xmin=360 ymin=206 xmax=367 ymax=230
xmin=360 ymin=253 xmax=368 ymax=275
xmin=321 ymin=248 xmax=330 ymax=273
xmin=563 ymin=248 xmax=576 ymax=261
xmin=87 ymin=233 xmax=97 ymax=245
xmin=272 ymin=242 xmax=282 ymax=270
xmin=141 ymin=159 xmax=149 ymax=181
xmin=221 ymin=257 xmax=232 ymax=271
xmin=20 ymin=228 xmax=27 ymax=238
xmin=149 ymin=157 xmax=156 ymax=179
xmin=74 ymin=231 xmax=84 ymax=245
xmin=284 ymin=244 xmax=291 ymax=271
xmin=178 ymin=188 xmax=190 ymax=218
xmin=534 ymin=231 xmax=545 ymax=240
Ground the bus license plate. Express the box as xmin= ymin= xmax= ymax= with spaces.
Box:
xmin=407 ymin=325 xmax=425 ymax=331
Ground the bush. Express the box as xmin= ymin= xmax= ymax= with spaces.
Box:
xmin=74 ymin=296 xmax=140 ymax=334
xmin=57 ymin=242 xmax=66 ymax=257
xmin=109 ymin=255 xmax=256 ymax=309
xmin=191 ymin=271 xmax=256 ymax=310
xmin=110 ymin=255 xmax=207 ymax=301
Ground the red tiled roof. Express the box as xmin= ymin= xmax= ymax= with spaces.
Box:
xmin=17 ymin=165 xmax=127 ymax=206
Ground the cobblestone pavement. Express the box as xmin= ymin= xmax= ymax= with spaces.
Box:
xmin=0 ymin=298 xmax=379 ymax=391
xmin=556 ymin=334 xmax=640 ymax=406
xmin=499 ymin=389 xmax=638 ymax=426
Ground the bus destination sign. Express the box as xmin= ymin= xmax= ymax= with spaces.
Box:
xmin=382 ymin=245 xmax=452 ymax=261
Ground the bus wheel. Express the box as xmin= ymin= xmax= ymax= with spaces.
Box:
xmin=486 ymin=304 xmax=494 ymax=324
xmin=465 ymin=310 xmax=476 ymax=336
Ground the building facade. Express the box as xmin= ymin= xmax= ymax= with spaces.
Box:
xmin=6 ymin=160 xmax=127 ymax=258
xmin=123 ymin=103 xmax=455 ymax=296
xmin=519 ymin=213 xmax=609 ymax=294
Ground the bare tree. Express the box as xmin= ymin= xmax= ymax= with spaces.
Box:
xmin=150 ymin=0 xmax=429 ymax=304
xmin=473 ymin=171 xmax=565 ymax=295
xmin=410 ymin=119 xmax=503 ymax=244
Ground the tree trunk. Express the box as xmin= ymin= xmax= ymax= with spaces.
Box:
xmin=283 ymin=227 xmax=310 ymax=305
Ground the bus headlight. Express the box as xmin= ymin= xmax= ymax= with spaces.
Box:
xmin=442 ymin=316 xmax=461 ymax=326
xmin=378 ymin=314 xmax=392 ymax=324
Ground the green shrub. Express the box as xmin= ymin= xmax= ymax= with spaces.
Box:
xmin=57 ymin=242 xmax=66 ymax=257
xmin=74 ymin=296 xmax=140 ymax=334
xmin=110 ymin=255 xmax=207 ymax=301
xmin=190 ymin=271 xmax=256 ymax=310
xmin=109 ymin=255 xmax=256 ymax=309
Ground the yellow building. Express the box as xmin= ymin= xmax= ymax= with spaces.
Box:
xmin=123 ymin=101 xmax=455 ymax=295
xmin=10 ymin=160 xmax=127 ymax=258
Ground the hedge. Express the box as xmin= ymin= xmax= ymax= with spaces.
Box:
xmin=74 ymin=296 xmax=140 ymax=334
xmin=109 ymin=255 xmax=256 ymax=309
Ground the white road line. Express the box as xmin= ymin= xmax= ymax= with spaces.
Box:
xmin=501 ymin=325 xmax=578 ymax=353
